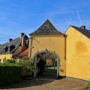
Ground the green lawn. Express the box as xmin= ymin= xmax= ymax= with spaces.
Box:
xmin=45 ymin=66 xmax=57 ymax=73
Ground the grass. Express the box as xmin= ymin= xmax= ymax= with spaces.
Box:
xmin=0 ymin=63 xmax=20 ymax=66
xmin=45 ymin=66 xmax=57 ymax=73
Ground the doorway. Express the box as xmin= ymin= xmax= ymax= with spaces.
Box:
xmin=32 ymin=50 xmax=60 ymax=79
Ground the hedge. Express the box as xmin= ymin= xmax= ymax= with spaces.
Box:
xmin=0 ymin=59 xmax=34 ymax=86
xmin=85 ymin=82 xmax=90 ymax=90
xmin=0 ymin=66 xmax=22 ymax=86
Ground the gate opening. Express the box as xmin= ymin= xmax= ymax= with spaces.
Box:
xmin=32 ymin=50 xmax=60 ymax=78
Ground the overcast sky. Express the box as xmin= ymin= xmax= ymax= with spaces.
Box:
xmin=0 ymin=0 xmax=90 ymax=44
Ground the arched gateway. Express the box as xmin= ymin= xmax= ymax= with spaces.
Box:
xmin=29 ymin=19 xmax=66 ymax=78
xmin=32 ymin=50 xmax=60 ymax=78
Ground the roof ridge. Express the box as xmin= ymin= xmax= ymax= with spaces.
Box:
xmin=71 ymin=25 xmax=90 ymax=38
xmin=71 ymin=25 xmax=90 ymax=31
xmin=45 ymin=19 xmax=60 ymax=32
xmin=30 ymin=19 xmax=63 ymax=35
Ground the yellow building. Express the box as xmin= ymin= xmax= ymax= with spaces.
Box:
xmin=0 ymin=54 xmax=12 ymax=63
xmin=29 ymin=19 xmax=66 ymax=77
xmin=29 ymin=20 xmax=90 ymax=81
xmin=66 ymin=25 xmax=90 ymax=81
xmin=0 ymin=38 xmax=21 ymax=62
xmin=0 ymin=33 xmax=28 ymax=62
xmin=1 ymin=19 xmax=89 ymax=81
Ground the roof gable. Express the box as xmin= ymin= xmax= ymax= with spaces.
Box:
xmin=0 ymin=37 xmax=21 ymax=54
xmin=30 ymin=19 xmax=63 ymax=35
xmin=0 ymin=33 xmax=29 ymax=54
xmin=71 ymin=26 xmax=90 ymax=38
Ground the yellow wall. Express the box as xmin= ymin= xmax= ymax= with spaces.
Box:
xmin=66 ymin=26 xmax=90 ymax=81
xmin=29 ymin=34 xmax=66 ymax=76
xmin=0 ymin=54 xmax=12 ymax=63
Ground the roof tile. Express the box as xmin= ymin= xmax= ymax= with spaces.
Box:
xmin=71 ymin=25 xmax=90 ymax=38
xmin=30 ymin=19 xmax=63 ymax=35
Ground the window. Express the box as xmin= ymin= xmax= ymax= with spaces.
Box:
xmin=10 ymin=45 xmax=15 ymax=51
xmin=0 ymin=59 xmax=1 ymax=62
xmin=5 ymin=46 xmax=8 ymax=52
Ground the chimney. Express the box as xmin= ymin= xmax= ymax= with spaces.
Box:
xmin=80 ymin=26 xmax=86 ymax=30
xmin=21 ymin=35 xmax=26 ymax=50
xmin=20 ymin=33 xmax=24 ymax=38
xmin=8 ymin=38 xmax=12 ymax=43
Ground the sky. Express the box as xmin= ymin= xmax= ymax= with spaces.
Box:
xmin=0 ymin=0 xmax=90 ymax=44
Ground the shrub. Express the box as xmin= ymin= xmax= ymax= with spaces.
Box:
xmin=85 ymin=82 xmax=90 ymax=90
xmin=0 ymin=60 xmax=20 ymax=67
xmin=19 ymin=59 xmax=34 ymax=77
xmin=0 ymin=65 xmax=22 ymax=86
xmin=3 ymin=57 xmax=7 ymax=63
xmin=7 ymin=59 xmax=16 ymax=63
xmin=19 ymin=58 xmax=34 ymax=72
xmin=0 ymin=58 xmax=34 ymax=86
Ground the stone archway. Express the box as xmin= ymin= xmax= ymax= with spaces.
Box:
xmin=32 ymin=50 xmax=60 ymax=78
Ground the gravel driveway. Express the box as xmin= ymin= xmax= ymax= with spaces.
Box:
xmin=0 ymin=73 xmax=86 ymax=90
xmin=0 ymin=78 xmax=85 ymax=90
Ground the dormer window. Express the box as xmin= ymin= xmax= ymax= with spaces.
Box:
xmin=10 ymin=45 xmax=15 ymax=51
xmin=5 ymin=46 xmax=8 ymax=52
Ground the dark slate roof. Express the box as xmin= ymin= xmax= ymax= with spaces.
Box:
xmin=0 ymin=37 xmax=21 ymax=54
xmin=71 ymin=26 xmax=90 ymax=38
xmin=30 ymin=19 xmax=63 ymax=35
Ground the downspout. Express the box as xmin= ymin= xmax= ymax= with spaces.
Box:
xmin=64 ymin=35 xmax=67 ymax=60
xmin=65 ymin=35 xmax=67 ymax=77
xmin=29 ymin=36 xmax=33 ymax=59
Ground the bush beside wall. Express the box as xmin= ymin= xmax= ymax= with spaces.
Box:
xmin=0 ymin=65 xmax=21 ymax=86
xmin=85 ymin=82 xmax=90 ymax=90
xmin=0 ymin=58 xmax=34 ymax=86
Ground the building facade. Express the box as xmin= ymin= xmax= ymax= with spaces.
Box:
xmin=66 ymin=26 xmax=90 ymax=81
xmin=0 ymin=19 xmax=90 ymax=81
xmin=0 ymin=33 xmax=28 ymax=62
xmin=28 ymin=20 xmax=90 ymax=81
